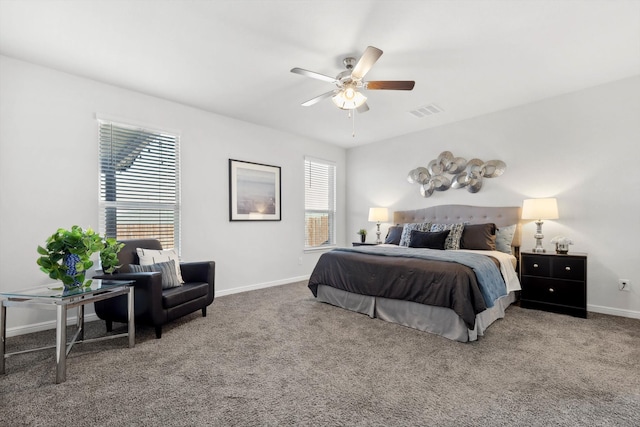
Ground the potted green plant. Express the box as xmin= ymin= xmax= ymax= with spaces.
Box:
xmin=36 ymin=226 xmax=122 ymax=290
xmin=100 ymin=238 xmax=125 ymax=274
xmin=357 ymin=228 xmax=368 ymax=243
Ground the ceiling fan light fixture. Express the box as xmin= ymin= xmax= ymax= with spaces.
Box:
xmin=331 ymin=88 xmax=367 ymax=110
xmin=292 ymin=46 xmax=414 ymax=113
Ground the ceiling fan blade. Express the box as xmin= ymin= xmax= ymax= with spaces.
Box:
xmin=356 ymin=102 xmax=370 ymax=113
xmin=365 ymin=81 xmax=415 ymax=90
xmin=301 ymin=90 xmax=337 ymax=107
xmin=351 ymin=46 xmax=383 ymax=80
xmin=290 ymin=67 xmax=337 ymax=84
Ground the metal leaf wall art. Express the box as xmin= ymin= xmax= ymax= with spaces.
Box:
xmin=407 ymin=151 xmax=506 ymax=197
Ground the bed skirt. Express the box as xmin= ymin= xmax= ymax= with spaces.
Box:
xmin=316 ymin=285 xmax=516 ymax=342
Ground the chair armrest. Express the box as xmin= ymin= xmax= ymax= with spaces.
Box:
xmin=180 ymin=261 xmax=215 ymax=305
xmin=180 ymin=261 xmax=215 ymax=284
xmin=95 ymin=272 xmax=162 ymax=293
xmin=94 ymin=272 xmax=165 ymax=323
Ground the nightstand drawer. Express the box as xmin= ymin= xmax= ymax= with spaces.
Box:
xmin=521 ymin=255 xmax=551 ymax=277
xmin=519 ymin=251 xmax=587 ymax=318
xmin=521 ymin=277 xmax=585 ymax=307
xmin=551 ymin=258 xmax=585 ymax=281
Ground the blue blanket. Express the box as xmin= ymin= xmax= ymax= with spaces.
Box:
xmin=333 ymin=246 xmax=506 ymax=307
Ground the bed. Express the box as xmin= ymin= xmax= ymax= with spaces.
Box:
xmin=308 ymin=205 xmax=522 ymax=342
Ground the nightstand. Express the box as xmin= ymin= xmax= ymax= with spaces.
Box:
xmin=352 ymin=242 xmax=379 ymax=247
xmin=520 ymin=252 xmax=587 ymax=318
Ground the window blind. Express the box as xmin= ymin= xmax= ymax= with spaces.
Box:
xmin=98 ymin=120 xmax=180 ymax=251
xmin=304 ymin=157 xmax=336 ymax=248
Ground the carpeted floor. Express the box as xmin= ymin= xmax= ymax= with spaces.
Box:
xmin=1 ymin=281 xmax=639 ymax=426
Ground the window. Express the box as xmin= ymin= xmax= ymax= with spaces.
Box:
xmin=305 ymin=157 xmax=336 ymax=249
xmin=98 ymin=118 xmax=180 ymax=251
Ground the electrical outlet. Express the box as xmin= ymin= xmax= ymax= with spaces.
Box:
xmin=618 ymin=279 xmax=631 ymax=291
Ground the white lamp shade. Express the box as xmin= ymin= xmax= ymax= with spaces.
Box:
xmin=368 ymin=207 xmax=389 ymax=222
xmin=522 ymin=198 xmax=559 ymax=220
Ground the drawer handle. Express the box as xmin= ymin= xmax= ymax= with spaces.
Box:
xmin=548 ymin=288 xmax=555 ymax=293
xmin=565 ymin=266 xmax=571 ymax=271
xmin=533 ymin=263 xmax=539 ymax=268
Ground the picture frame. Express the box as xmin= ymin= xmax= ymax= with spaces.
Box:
xmin=229 ymin=159 xmax=281 ymax=221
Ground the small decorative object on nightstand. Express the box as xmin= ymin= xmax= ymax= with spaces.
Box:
xmin=520 ymin=251 xmax=587 ymax=318
xmin=368 ymin=207 xmax=389 ymax=244
xmin=357 ymin=229 xmax=367 ymax=243
xmin=550 ymin=236 xmax=573 ymax=254
xmin=521 ymin=198 xmax=559 ymax=253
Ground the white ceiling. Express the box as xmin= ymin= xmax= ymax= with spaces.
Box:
xmin=1 ymin=0 xmax=639 ymax=148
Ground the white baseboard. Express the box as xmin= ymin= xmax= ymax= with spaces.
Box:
xmin=6 ymin=276 xmax=311 ymax=338
xmin=10 ymin=279 xmax=633 ymax=336
xmin=587 ymin=304 xmax=640 ymax=320
xmin=5 ymin=313 xmax=100 ymax=338
xmin=215 ymin=275 xmax=310 ymax=297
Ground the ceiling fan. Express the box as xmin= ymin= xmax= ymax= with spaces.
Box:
xmin=291 ymin=46 xmax=415 ymax=113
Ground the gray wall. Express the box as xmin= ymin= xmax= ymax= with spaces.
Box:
xmin=346 ymin=76 xmax=640 ymax=319
xmin=2 ymin=53 xmax=638 ymax=333
xmin=0 ymin=55 xmax=346 ymax=334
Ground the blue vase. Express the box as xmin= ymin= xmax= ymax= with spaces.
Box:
xmin=63 ymin=253 xmax=82 ymax=289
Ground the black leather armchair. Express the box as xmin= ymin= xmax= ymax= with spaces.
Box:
xmin=94 ymin=239 xmax=215 ymax=338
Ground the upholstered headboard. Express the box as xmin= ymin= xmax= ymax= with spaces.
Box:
xmin=393 ymin=205 xmax=522 ymax=251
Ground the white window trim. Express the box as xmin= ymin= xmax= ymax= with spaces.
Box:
xmin=97 ymin=115 xmax=181 ymax=252
xmin=304 ymin=156 xmax=337 ymax=251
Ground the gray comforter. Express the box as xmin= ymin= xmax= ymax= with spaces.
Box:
xmin=308 ymin=247 xmax=506 ymax=329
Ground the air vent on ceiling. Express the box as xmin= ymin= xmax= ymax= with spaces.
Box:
xmin=409 ymin=103 xmax=443 ymax=118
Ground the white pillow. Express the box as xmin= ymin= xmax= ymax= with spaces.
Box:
xmin=136 ymin=248 xmax=184 ymax=283
xmin=496 ymin=224 xmax=517 ymax=254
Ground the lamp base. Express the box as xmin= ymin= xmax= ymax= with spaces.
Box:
xmin=532 ymin=220 xmax=546 ymax=253
xmin=375 ymin=222 xmax=382 ymax=244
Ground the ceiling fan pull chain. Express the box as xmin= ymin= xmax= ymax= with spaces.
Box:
xmin=351 ymin=110 xmax=356 ymax=137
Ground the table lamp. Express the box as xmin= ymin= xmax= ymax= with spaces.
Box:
xmin=521 ymin=198 xmax=559 ymax=253
xmin=368 ymin=207 xmax=389 ymax=244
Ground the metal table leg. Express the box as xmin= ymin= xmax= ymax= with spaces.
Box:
xmin=55 ymin=303 xmax=67 ymax=384
xmin=1 ymin=301 xmax=6 ymax=375
xmin=77 ymin=303 xmax=84 ymax=341
xmin=127 ymin=286 xmax=135 ymax=348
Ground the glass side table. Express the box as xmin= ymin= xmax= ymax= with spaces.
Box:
xmin=1 ymin=279 xmax=135 ymax=383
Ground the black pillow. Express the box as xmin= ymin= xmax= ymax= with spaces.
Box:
xmin=460 ymin=223 xmax=497 ymax=251
xmin=408 ymin=230 xmax=450 ymax=250
xmin=384 ymin=225 xmax=404 ymax=245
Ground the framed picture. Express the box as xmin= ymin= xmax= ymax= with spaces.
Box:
xmin=229 ymin=159 xmax=281 ymax=221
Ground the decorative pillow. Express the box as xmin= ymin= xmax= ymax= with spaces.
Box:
xmin=384 ymin=226 xmax=404 ymax=245
xmin=136 ymin=248 xmax=184 ymax=284
xmin=460 ymin=223 xmax=497 ymax=251
xmin=129 ymin=261 xmax=182 ymax=289
xmin=408 ymin=230 xmax=450 ymax=250
xmin=399 ymin=222 xmax=432 ymax=247
xmin=496 ymin=224 xmax=517 ymax=254
xmin=430 ymin=223 xmax=465 ymax=250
